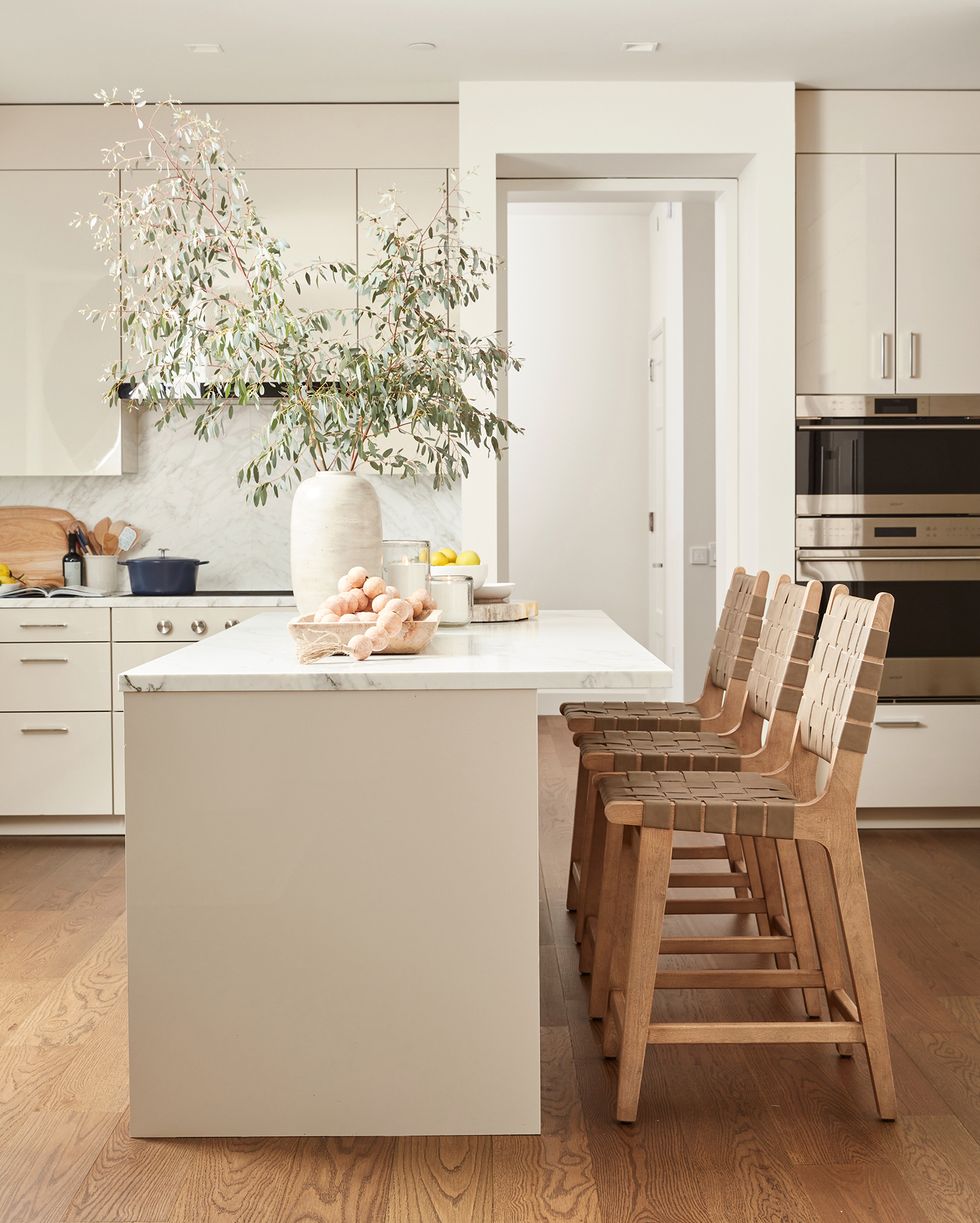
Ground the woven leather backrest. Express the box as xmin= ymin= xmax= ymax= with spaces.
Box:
xmin=797 ymin=588 xmax=894 ymax=763
xmin=707 ymin=569 xmax=769 ymax=691
xmin=747 ymin=578 xmax=821 ymax=721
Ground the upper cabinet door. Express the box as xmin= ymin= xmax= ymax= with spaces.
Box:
xmin=245 ymin=169 xmax=358 ymax=344
xmin=0 ymin=170 xmax=133 ymax=475
xmin=896 ymin=155 xmax=980 ymax=393
xmin=796 ymin=154 xmax=896 ymax=395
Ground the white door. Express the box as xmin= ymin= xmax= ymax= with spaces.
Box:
xmin=896 ymin=154 xmax=980 ymax=393
xmin=796 ymin=154 xmax=896 ymax=394
xmin=648 ymin=327 xmax=666 ymax=658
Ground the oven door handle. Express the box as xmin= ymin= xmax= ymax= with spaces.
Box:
xmin=798 ymin=554 xmax=980 ymax=562
xmin=797 ymin=423 xmax=980 ymax=431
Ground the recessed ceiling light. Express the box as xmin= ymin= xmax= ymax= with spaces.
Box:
xmin=186 ymin=43 xmax=224 ymax=54
xmin=408 ymin=41 xmax=437 ymax=51
xmin=622 ymin=41 xmax=659 ymax=53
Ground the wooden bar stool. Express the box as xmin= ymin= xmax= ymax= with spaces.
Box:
xmin=592 ymin=587 xmax=896 ymax=1124
xmin=562 ymin=567 xmax=769 ymax=915
xmin=576 ymin=578 xmax=824 ymax=1016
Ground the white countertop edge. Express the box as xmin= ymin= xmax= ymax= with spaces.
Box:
xmin=120 ymin=610 xmax=672 ymax=694
xmin=0 ymin=594 xmax=295 ymax=608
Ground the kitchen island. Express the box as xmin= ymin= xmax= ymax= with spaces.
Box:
xmin=122 ymin=610 xmax=670 ymax=1137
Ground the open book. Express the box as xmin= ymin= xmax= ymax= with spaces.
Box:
xmin=0 ymin=584 xmax=106 ymax=599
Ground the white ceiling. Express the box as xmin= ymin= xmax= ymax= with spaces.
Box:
xmin=2 ymin=0 xmax=979 ymax=103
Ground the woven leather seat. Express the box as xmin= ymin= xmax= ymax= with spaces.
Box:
xmin=598 ymin=770 xmax=796 ymax=839
xmin=576 ymin=729 xmax=744 ymax=772
xmin=561 ymin=701 xmax=702 ymax=733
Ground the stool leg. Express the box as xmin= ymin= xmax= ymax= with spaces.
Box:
xmin=741 ymin=839 xmax=771 ymax=937
xmin=588 ymin=819 xmax=625 ymax=1019
xmin=574 ymin=772 xmax=600 ymax=945
xmin=566 ymin=758 xmax=589 ymax=911
xmin=821 ymin=827 xmax=897 ymax=1121
xmin=754 ymin=839 xmax=790 ymax=960
xmin=775 ymin=839 xmax=825 ymax=1019
xmin=797 ymin=839 xmax=855 ymax=1055
xmin=612 ymin=824 xmax=673 ymax=1123
xmin=724 ymin=834 xmax=750 ymax=898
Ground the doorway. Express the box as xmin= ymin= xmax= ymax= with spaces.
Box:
xmin=504 ymin=182 xmax=728 ymax=698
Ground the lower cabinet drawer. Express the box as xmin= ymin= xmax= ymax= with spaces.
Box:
xmin=0 ymin=642 xmax=111 ymax=712
xmin=111 ymin=605 xmax=276 ymax=642
xmin=859 ymin=704 xmax=980 ymax=808
xmin=0 ymin=713 xmax=113 ymax=816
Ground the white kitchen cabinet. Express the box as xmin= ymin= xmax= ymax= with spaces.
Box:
xmin=859 ymin=703 xmax=980 ymax=809
xmin=0 ymin=642 xmax=110 ymax=713
xmin=0 ymin=712 xmax=112 ymax=816
xmin=896 ymin=155 xmax=980 ymax=393
xmin=796 ymin=155 xmax=896 ymax=394
xmin=0 ymin=170 xmax=135 ymax=476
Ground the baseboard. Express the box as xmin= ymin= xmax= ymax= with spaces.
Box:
xmin=857 ymin=808 xmax=980 ymax=830
xmin=0 ymin=815 xmax=125 ymax=836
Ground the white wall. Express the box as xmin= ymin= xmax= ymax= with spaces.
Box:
xmin=506 ymin=204 xmax=650 ymax=641
xmin=649 ymin=203 xmax=716 ymax=697
xmin=457 ymin=80 xmax=797 ymax=594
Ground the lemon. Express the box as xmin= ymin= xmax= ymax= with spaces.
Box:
xmin=0 ymin=563 xmax=10 ymax=577
xmin=439 ymin=548 xmax=458 ymax=563
xmin=430 ymin=552 xmax=450 ymax=566
xmin=0 ymin=575 xmax=19 ymax=585
xmin=457 ymin=550 xmax=481 ymax=566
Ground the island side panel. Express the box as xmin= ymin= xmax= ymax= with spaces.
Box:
xmin=125 ymin=688 xmax=541 ymax=1137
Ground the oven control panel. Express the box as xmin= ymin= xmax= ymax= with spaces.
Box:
xmin=797 ymin=517 xmax=980 ymax=549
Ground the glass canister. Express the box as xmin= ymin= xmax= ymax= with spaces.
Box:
xmin=430 ymin=574 xmax=473 ymax=626
xmin=382 ymin=539 xmax=431 ymax=598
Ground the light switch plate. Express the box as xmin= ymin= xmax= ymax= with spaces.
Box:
xmin=690 ymin=546 xmax=710 ymax=566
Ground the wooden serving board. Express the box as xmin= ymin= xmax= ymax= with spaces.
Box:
xmin=0 ymin=517 xmax=69 ymax=586
xmin=471 ymin=600 xmax=539 ymax=623
xmin=0 ymin=505 xmax=75 ymax=527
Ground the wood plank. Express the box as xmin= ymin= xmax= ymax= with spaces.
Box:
xmin=45 ymin=995 xmax=129 ymax=1113
xmin=0 ymin=1107 xmax=117 ymax=1223
xmin=7 ymin=915 xmax=127 ymax=1049
xmin=64 ymin=1111 xmax=192 ymax=1223
xmin=386 ymin=1135 xmax=491 ymax=1222
xmin=492 ymin=1028 xmax=600 ymax=1223
xmin=168 ymin=1137 xmax=300 ymax=1223
xmin=7 ymin=871 xmax=125 ymax=981
xmin=796 ymin=1162 xmax=932 ymax=1223
xmin=887 ymin=1115 xmax=980 ymax=1223
xmin=278 ymin=1135 xmax=395 ymax=1223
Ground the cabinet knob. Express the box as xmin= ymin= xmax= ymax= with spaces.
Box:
xmin=224 ymin=618 xmax=240 ymax=630
xmin=156 ymin=619 xmax=173 ymax=636
xmin=191 ymin=619 xmax=208 ymax=636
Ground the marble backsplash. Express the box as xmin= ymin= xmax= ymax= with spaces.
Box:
xmin=0 ymin=411 xmax=462 ymax=590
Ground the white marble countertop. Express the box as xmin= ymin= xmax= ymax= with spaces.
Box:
xmin=120 ymin=610 xmax=672 ymax=693
xmin=0 ymin=592 xmax=295 ymax=609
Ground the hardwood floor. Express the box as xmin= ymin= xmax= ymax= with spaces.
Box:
xmin=0 ymin=716 xmax=978 ymax=1221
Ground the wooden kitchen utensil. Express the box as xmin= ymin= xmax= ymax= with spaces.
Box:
xmin=102 ymin=531 xmax=119 ymax=556
xmin=0 ymin=505 xmax=76 ymax=526
xmin=91 ymin=517 xmax=111 ymax=554
xmin=0 ymin=517 xmax=70 ymax=586
xmin=117 ymin=524 xmax=140 ymax=552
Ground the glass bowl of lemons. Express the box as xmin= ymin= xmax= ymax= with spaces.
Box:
xmin=429 ymin=547 xmax=488 ymax=592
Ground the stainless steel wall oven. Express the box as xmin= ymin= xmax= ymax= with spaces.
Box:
xmin=796 ymin=396 xmax=980 ymax=700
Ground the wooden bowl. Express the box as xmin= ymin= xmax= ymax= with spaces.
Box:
xmin=288 ymin=610 xmax=441 ymax=661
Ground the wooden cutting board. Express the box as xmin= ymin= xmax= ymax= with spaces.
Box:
xmin=0 ymin=517 xmax=70 ymax=586
xmin=471 ymin=600 xmax=539 ymax=623
xmin=0 ymin=505 xmax=75 ymax=527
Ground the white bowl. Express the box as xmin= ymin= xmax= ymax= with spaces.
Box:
xmin=475 ymin=581 xmax=516 ymax=604
xmin=433 ymin=562 xmax=488 ymax=591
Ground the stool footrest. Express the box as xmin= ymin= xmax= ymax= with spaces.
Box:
xmin=668 ymin=871 xmax=750 ymax=888
xmin=645 ymin=1020 xmax=865 ymax=1044
xmin=658 ymin=936 xmax=796 ymax=955
xmin=655 ymin=970 xmax=825 ymax=990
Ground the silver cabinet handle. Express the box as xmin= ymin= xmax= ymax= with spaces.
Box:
xmin=19 ymin=656 xmax=68 ymax=664
xmin=224 ymin=618 xmax=240 ymax=630
xmin=191 ymin=619 xmax=208 ymax=636
xmin=156 ymin=619 xmax=173 ymax=636
xmin=879 ymin=333 xmax=890 ymax=379
xmin=874 ymin=719 xmax=924 ymax=729
xmin=20 ymin=726 xmax=69 ymax=734
xmin=908 ymin=332 xmax=919 ymax=379
xmin=18 ymin=622 xmax=68 ymax=629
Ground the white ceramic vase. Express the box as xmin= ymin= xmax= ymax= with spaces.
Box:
xmin=290 ymin=472 xmax=383 ymax=615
